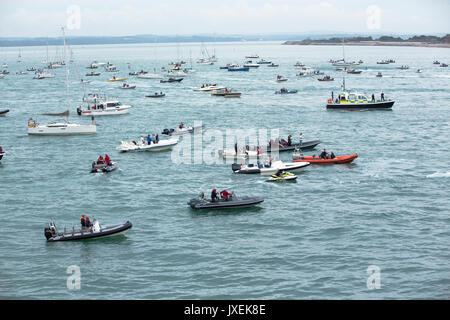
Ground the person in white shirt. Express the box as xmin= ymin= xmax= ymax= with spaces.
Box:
xmin=299 ymin=132 xmax=304 ymax=147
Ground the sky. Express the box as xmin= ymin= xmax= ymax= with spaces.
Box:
xmin=0 ymin=0 xmax=449 ymax=37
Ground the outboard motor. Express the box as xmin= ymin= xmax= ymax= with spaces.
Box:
xmin=76 ymin=107 xmax=82 ymax=116
xmin=44 ymin=222 xmax=57 ymax=240
xmin=162 ymin=128 xmax=169 ymax=135
xmin=231 ymin=163 xmax=241 ymax=172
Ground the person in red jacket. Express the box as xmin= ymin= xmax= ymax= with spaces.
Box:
xmin=104 ymin=154 xmax=111 ymax=165
xmin=220 ymin=189 xmax=232 ymax=200
xmin=97 ymin=155 xmax=104 ymax=164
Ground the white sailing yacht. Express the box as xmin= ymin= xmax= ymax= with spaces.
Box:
xmin=28 ymin=27 xmax=96 ymax=136
xmin=331 ymin=38 xmax=361 ymax=67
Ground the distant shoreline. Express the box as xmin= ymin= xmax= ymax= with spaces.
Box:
xmin=283 ymin=41 xmax=450 ymax=48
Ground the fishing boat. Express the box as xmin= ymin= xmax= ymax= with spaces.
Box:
xmin=326 ymin=79 xmax=395 ymax=110
xmin=232 ymin=160 xmax=310 ymax=175
xmin=188 ymin=193 xmax=264 ymax=210
xmin=275 ymin=88 xmax=298 ymax=94
xmin=145 ymin=92 xmax=165 ymax=98
xmin=44 ymin=219 xmax=132 ymax=242
xmin=116 ymin=137 xmax=178 ymax=152
xmin=162 ymin=124 xmax=204 ymax=136
xmin=107 ymin=77 xmax=127 ymax=82
xmin=0 ymin=109 xmax=9 ymax=117
xmin=266 ymin=171 xmax=297 ymax=182
xmin=293 ymin=154 xmax=358 ymax=164
xmin=276 ymin=75 xmax=288 ymax=82
xmin=318 ymin=75 xmax=334 ymax=81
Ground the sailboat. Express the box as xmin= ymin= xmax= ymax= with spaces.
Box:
xmin=331 ymin=39 xmax=361 ymax=67
xmin=28 ymin=27 xmax=96 ymax=136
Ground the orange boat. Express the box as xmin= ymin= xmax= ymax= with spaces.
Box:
xmin=294 ymin=154 xmax=358 ymax=164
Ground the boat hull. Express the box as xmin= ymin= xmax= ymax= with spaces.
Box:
xmin=326 ymin=101 xmax=394 ymax=110
xmin=294 ymin=154 xmax=358 ymax=164
xmin=46 ymin=221 xmax=132 ymax=242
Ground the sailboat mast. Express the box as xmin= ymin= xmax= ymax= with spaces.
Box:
xmin=62 ymin=27 xmax=70 ymax=112
xmin=342 ymin=38 xmax=345 ymax=62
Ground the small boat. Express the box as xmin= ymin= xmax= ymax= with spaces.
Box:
xmin=228 ymin=66 xmax=250 ymax=71
xmin=1 ymin=63 xmax=7 ymax=68
xmin=116 ymin=137 xmax=178 ymax=152
xmin=162 ymin=124 xmax=204 ymax=136
xmin=376 ymin=60 xmax=390 ymax=65
xmin=27 ymin=67 xmax=36 ymax=72
xmin=267 ymin=63 xmax=279 ymax=67
xmin=145 ymin=92 xmax=165 ymax=98
xmin=118 ymin=83 xmax=136 ymax=89
xmin=376 ymin=72 xmax=383 ymax=77
xmin=232 ymin=160 xmax=310 ymax=175
xmin=16 ymin=71 xmax=28 ymax=75
xmin=107 ymin=77 xmax=127 ymax=82
xmin=104 ymin=64 xmax=118 ymax=72
xmin=257 ymin=59 xmax=271 ymax=64
xmin=440 ymin=63 xmax=448 ymax=67
xmin=44 ymin=219 xmax=132 ymax=242
xmin=77 ymin=100 xmax=132 ymax=116
xmin=346 ymin=69 xmax=362 ymax=74
xmin=275 ymin=89 xmax=298 ymax=94
xmin=0 ymin=148 xmax=5 ymax=161
xmin=91 ymin=161 xmax=118 ymax=173
xmin=0 ymin=109 xmax=9 ymax=117
xmin=433 ymin=60 xmax=440 ymax=65
xmin=294 ymin=62 xmax=305 ymax=67
xmin=245 ymin=54 xmax=259 ymax=59
xmin=266 ymin=171 xmax=297 ymax=182
xmin=160 ymin=77 xmax=183 ymax=83
xmin=326 ymin=89 xmax=395 ymax=110
xmin=318 ymin=75 xmax=334 ymax=81
xmin=188 ymin=193 xmax=264 ymax=210
xmin=28 ymin=118 xmax=97 ymax=136
xmin=211 ymin=89 xmax=241 ymax=97
xmin=267 ymin=139 xmax=321 ymax=152
xmin=396 ymin=65 xmax=409 ymax=70
xmin=293 ymin=154 xmax=358 ymax=164
xmin=243 ymin=61 xmax=259 ymax=68
xmin=276 ymin=75 xmax=288 ymax=82
xmin=0 ymin=74 xmax=4 ymax=79
xmin=85 ymin=72 xmax=100 ymax=76
xmin=195 ymin=84 xmax=226 ymax=91
xmin=416 ymin=69 xmax=422 ymax=73
xmin=33 ymin=71 xmax=55 ymax=79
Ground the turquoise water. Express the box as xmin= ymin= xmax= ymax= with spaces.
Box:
xmin=0 ymin=41 xmax=449 ymax=299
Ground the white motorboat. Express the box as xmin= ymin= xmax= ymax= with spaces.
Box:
xmin=33 ymin=71 xmax=55 ymax=79
xmin=245 ymin=54 xmax=259 ymax=59
xmin=1 ymin=63 xmax=7 ymax=68
xmin=28 ymin=118 xmax=97 ymax=135
xmin=196 ymin=58 xmax=214 ymax=65
xmin=232 ymin=160 xmax=310 ymax=175
xmin=77 ymin=100 xmax=132 ymax=116
xmin=166 ymin=70 xmax=188 ymax=77
xmin=116 ymin=137 xmax=178 ymax=152
xmin=161 ymin=125 xmax=204 ymax=136
xmin=137 ymin=73 xmax=163 ymax=79
xmin=104 ymin=64 xmax=118 ymax=72
xmin=194 ymin=84 xmax=226 ymax=91
xmin=243 ymin=61 xmax=260 ymax=68
xmin=218 ymin=148 xmax=258 ymax=160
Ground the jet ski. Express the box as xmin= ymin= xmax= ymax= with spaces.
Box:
xmin=90 ymin=161 xmax=118 ymax=173
xmin=266 ymin=171 xmax=297 ymax=182
xmin=188 ymin=193 xmax=264 ymax=210
xmin=44 ymin=219 xmax=132 ymax=242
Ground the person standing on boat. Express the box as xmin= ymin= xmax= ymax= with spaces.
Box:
xmin=105 ymin=154 xmax=111 ymax=165
xmin=220 ymin=190 xmax=232 ymax=201
xmin=234 ymin=141 xmax=238 ymax=154
xmin=381 ymin=92 xmax=385 ymax=101
xmin=85 ymin=216 xmax=91 ymax=229
xmin=80 ymin=215 xmax=86 ymax=228
xmin=146 ymin=134 xmax=152 ymax=145
xmin=299 ymin=132 xmax=304 ymax=147
xmin=372 ymin=94 xmax=375 ymax=102
xmin=287 ymin=135 xmax=292 ymax=146
xmin=155 ymin=134 xmax=159 ymax=144
xmin=211 ymin=189 xmax=219 ymax=202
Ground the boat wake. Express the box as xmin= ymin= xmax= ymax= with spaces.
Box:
xmin=426 ymin=171 xmax=450 ymax=178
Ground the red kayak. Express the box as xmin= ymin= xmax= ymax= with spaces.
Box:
xmin=294 ymin=154 xmax=358 ymax=164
